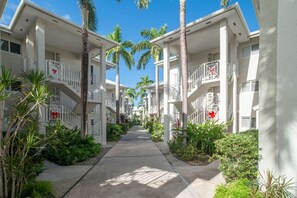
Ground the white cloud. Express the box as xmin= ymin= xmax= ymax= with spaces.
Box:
xmin=62 ymin=14 xmax=71 ymax=20
xmin=0 ymin=15 xmax=12 ymax=25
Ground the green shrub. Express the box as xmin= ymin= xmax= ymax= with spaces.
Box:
xmin=212 ymin=130 xmax=259 ymax=182
xmin=169 ymin=136 xmax=198 ymax=161
xmin=21 ymin=180 xmax=54 ymax=198
xmin=107 ymin=123 xmax=123 ymax=141
xmin=187 ymin=120 xmax=226 ymax=155
xmin=151 ymin=122 xmax=164 ymax=142
xmin=119 ymin=123 xmax=129 ymax=134
xmin=215 ymin=179 xmax=262 ymax=198
xmin=45 ymin=122 xmax=101 ymax=165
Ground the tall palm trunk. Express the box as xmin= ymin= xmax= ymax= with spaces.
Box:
xmin=81 ymin=27 xmax=89 ymax=138
xmin=155 ymin=65 xmax=160 ymax=119
xmin=116 ymin=58 xmax=120 ymax=123
xmin=180 ymin=0 xmax=188 ymax=145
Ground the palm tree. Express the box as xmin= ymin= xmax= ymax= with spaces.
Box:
xmin=107 ymin=25 xmax=134 ymax=123
xmin=125 ymin=88 xmax=137 ymax=102
xmin=136 ymin=76 xmax=154 ymax=113
xmin=78 ymin=0 xmax=97 ymax=139
xmin=132 ymin=25 xmax=167 ymax=119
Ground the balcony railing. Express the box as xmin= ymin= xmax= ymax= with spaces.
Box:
xmin=46 ymin=60 xmax=100 ymax=101
xmin=168 ymin=86 xmax=181 ymax=101
xmin=188 ymin=60 xmax=220 ymax=93
xmin=106 ymin=99 xmax=116 ymax=111
xmin=46 ymin=105 xmax=81 ymax=129
xmin=188 ymin=105 xmax=219 ymax=124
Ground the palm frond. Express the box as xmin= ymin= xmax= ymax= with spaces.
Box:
xmin=136 ymin=0 xmax=151 ymax=9
xmin=120 ymin=50 xmax=135 ymax=70
xmin=78 ymin=0 xmax=97 ymax=31
xmin=137 ymin=50 xmax=151 ymax=70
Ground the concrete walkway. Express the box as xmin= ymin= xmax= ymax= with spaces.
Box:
xmin=65 ymin=126 xmax=196 ymax=198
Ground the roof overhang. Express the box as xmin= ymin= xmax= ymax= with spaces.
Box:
xmin=0 ymin=0 xmax=7 ymax=19
xmin=7 ymin=0 xmax=118 ymax=54
xmin=252 ymin=0 xmax=260 ymax=22
xmin=106 ymin=79 xmax=128 ymax=89
xmin=151 ymin=3 xmax=252 ymax=55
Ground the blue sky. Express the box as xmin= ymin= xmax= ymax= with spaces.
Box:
xmin=1 ymin=0 xmax=258 ymax=104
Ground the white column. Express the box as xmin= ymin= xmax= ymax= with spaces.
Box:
xmin=35 ymin=19 xmax=46 ymax=134
xmin=148 ymin=92 xmax=152 ymax=114
xmin=163 ymin=42 xmax=170 ymax=144
xmin=35 ymin=19 xmax=45 ymax=71
xmin=100 ymin=46 xmax=107 ymax=145
xmin=231 ymin=37 xmax=238 ymax=133
xmin=25 ymin=35 xmax=35 ymax=70
xmin=219 ymin=20 xmax=228 ymax=123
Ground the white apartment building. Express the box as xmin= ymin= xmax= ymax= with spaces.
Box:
xmin=0 ymin=0 xmax=118 ymax=145
xmin=146 ymin=82 xmax=164 ymax=122
xmin=105 ymin=79 xmax=131 ymax=123
xmin=151 ymin=4 xmax=259 ymax=142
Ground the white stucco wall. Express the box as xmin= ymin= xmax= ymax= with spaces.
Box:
xmin=259 ymin=1 xmax=297 ymax=194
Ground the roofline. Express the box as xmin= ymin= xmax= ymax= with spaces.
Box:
xmin=0 ymin=0 xmax=7 ymax=19
xmin=106 ymin=79 xmax=129 ymax=89
xmin=252 ymin=0 xmax=260 ymax=21
xmin=0 ymin=24 xmax=11 ymax=33
xmin=151 ymin=3 xmax=251 ymax=45
xmin=8 ymin=0 xmax=119 ymax=50
xmin=249 ymin=30 xmax=260 ymax=38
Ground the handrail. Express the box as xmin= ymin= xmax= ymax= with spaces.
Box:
xmin=106 ymin=99 xmax=116 ymax=111
xmin=47 ymin=105 xmax=81 ymax=129
xmin=188 ymin=60 xmax=220 ymax=93
xmin=45 ymin=60 xmax=100 ymax=101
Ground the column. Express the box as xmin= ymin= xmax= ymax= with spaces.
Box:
xmin=148 ymin=91 xmax=152 ymax=114
xmin=35 ymin=19 xmax=46 ymax=134
xmin=231 ymin=37 xmax=238 ymax=133
xmin=219 ymin=19 xmax=228 ymax=123
xmin=100 ymin=46 xmax=107 ymax=145
xmin=35 ymin=19 xmax=45 ymax=71
xmin=25 ymin=35 xmax=35 ymax=70
xmin=163 ymin=42 xmax=170 ymax=144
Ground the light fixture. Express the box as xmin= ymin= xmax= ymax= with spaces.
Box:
xmin=206 ymin=21 xmax=212 ymax=25
xmin=239 ymin=33 xmax=242 ymax=36
xmin=233 ymin=22 xmax=236 ymax=26
xmin=169 ymin=37 xmax=173 ymax=40
xmin=52 ymin=19 xmax=59 ymax=23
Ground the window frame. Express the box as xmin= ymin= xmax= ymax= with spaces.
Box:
xmin=241 ymin=80 xmax=259 ymax=93
xmin=241 ymin=43 xmax=259 ymax=58
xmin=241 ymin=116 xmax=257 ymax=129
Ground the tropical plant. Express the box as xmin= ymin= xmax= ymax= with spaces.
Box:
xmin=125 ymin=88 xmax=137 ymax=102
xmin=135 ymin=76 xmax=154 ymax=112
xmin=132 ymin=25 xmax=167 ymax=119
xmin=0 ymin=69 xmax=51 ymax=198
xmin=78 ymin=0 xmax=97 ymax=139
xmin=107 ymin=25 xmax=134 ymax=123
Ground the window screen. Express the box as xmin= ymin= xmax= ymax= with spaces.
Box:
xmin=10 ymin=42 xmax=21 ymax=54
xmin=251 ymin=44 xmax=259 ymax=54
xmin=1 ymin=39 xmax=9 ymax=52
xmin=242 ymin=46 xmax=250 ymax=57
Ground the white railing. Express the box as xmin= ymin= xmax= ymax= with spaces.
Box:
xmin=88 ymin=121 xmax=101 ymax=136
xmin=46 ymin=60 xmax=100 ymax=101
xmin=188 ymin=60 xmax=220 ymax=93
xmin=192 ymin=93 xmax=220 ymax=110
xmin=168 ymin=86 xmax=181 ymax=101
xmin=106 ymin=99 xmax=116 ymax=111
xmin=160 ymin=99 xmax=164 ymax=108
xmin=228 ymin=99 xmax=233 ymax=120
xmin=47 ymin=105 xmax=81 ymax=129
xmin=188 ymin=104 xmax=219 ymax=124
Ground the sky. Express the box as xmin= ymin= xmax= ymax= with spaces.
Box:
xmin=1 ymin=0 xmax=258 ymax=104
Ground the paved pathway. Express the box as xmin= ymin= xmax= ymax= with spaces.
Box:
xmin=65 ymin=126 xmax=196 ymax=198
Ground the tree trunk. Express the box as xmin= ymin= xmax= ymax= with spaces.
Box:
xmin=180 ymin=0 xmax=188 ymax=145
xmin=155 ymin=65 xmax=160 ymax=119
xmin=81 ymin=28 xmax=89 ymax=139
xmin=115 ymin=61 xmax=120 ymax=124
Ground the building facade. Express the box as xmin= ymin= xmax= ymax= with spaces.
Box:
xmin=0 ymin=0 xmax=118 ymax=145
xmin=151 ymin=4 xmax=259 ymax=143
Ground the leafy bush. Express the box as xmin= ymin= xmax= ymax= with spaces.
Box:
xmin=187 ymin=120 xmax=226 ymax=155
xmin=45 ymin=122 xmax=101 ymax=165
xmin=107 ymin=123 xmax=124 ymax=141
xmin=150 ymin=122 xmax=164 ymax=142
xmin=215 ymin=179 xmax=262 ymax=198
xmin=169 ymin=136 xmax=198 ymax=161
xmin=212 ymin=130 xmax=259 ymax=182
xmin=119 ymin=123 xmax=129 ymax=134
xmin=21 ymin=180 xmax=54 ymax=198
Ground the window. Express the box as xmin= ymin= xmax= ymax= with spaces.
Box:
xmin=1 ymin=39 xmax=21 ymax=55
xmin=242 ymin=43 xmax=259 ymax=57
xmin=242 ymin=117 xmax=256 ymax=128
xmin=242 ymin=46 xmax=250 ymax=57
xmin=1 ymin=39 xmax=9 ymax=52
xmin=251 ymin=44 xmax=259 ymax=55
xmin=10 ymin=42 xmax=21 ymax=54
xmin=242 ymin=80 xmax=259 ymax=92
xmin=90 ymin=65 xmax=94 ymax=85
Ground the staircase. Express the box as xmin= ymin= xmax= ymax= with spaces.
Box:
xmin=188 ymin=60 xmax=220 ymax=101
xmin=188 ymin=93 xmax=219 ymax=124
xmin=168 ymin=87 xmax=195 ymax=115
xmin=45 ymin=60 xmax=100 ymax=114
xmin=106 ymin=99 xmax=116 ymax=113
